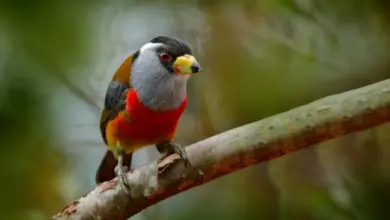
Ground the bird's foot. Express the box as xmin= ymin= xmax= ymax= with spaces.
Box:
xmin=171 ymin=143 xmax=204 ymax=180
xmin=114 ymin=164 xmax=131 ymax=195
xmin=170 ymin=142 xmax=190 ymax=167
xmin=158 ymin=142 xmax=204 ymax=180
xmin=157 ymin=150 xmax=170 ymax=164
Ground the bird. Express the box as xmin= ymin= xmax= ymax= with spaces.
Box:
xmin=96 ymin=36 xmax=202 ymax=194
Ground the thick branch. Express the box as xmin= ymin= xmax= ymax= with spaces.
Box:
xmin=54 ymin=79 xmax=390 ymax=220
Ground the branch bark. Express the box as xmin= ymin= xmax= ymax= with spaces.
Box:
xmin=53 ymin=79 xmax=390 ymax=220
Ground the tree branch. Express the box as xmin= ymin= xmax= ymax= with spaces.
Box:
xmin=53 ymin=79 xmax=390 ymax=220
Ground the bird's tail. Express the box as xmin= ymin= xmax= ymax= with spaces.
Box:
xmin=95 ymin=150 xmax=132 ymax=184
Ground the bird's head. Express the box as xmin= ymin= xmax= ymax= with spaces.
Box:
xmin=151 ymin=36 xmax=202 ymax=75
xmin=131 ymin=36 xmax=202 ymax=82
xmin=131 ymin=36 xmax=202 ymax=110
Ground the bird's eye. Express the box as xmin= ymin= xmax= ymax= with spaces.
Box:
xmin=159 ymin=53 xmax=171 ymax=61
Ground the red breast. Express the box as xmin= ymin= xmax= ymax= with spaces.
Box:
xmin=114 ymin=89 xmax=187 ymax=143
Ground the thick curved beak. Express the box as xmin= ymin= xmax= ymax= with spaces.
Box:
xmin=173 ymin=54 xmax=202 ymax=75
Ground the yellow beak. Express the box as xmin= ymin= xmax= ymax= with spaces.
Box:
xmin=173 ymin=54 xmax=202 ymax=75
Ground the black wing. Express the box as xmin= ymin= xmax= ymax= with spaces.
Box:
xmin=99 ymin=79 xmax=129 ymax=144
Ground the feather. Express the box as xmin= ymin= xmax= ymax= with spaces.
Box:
xmin=99 ymin=53 xmax=138 ymax=144
xmin=96 ymin=52 xmax=137 ymax=184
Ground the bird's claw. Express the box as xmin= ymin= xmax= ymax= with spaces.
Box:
xmin=115 ymin=164 xmax=131 ymax=195
xmin=170 ymin=143 xmax=204 ymax=180
xmin=157 ymin=142 xmax=204 ymax=181
xmin=170 ymin=143 xmax=190 ymax=167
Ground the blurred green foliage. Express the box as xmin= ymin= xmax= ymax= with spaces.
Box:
xmin=0 ymin=0 xmax=390 ymax=219
xmin=0 ymin=1 xmax=92 ymax=219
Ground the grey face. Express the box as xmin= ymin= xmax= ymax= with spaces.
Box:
xmin=150 ymin=36 xmax=193 ymax=73
xmin=130 ymin=42 xmax=191 ymax=111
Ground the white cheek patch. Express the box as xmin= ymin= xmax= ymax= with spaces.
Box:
xmin=140 ymin=42 xmax=163 ymax=53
